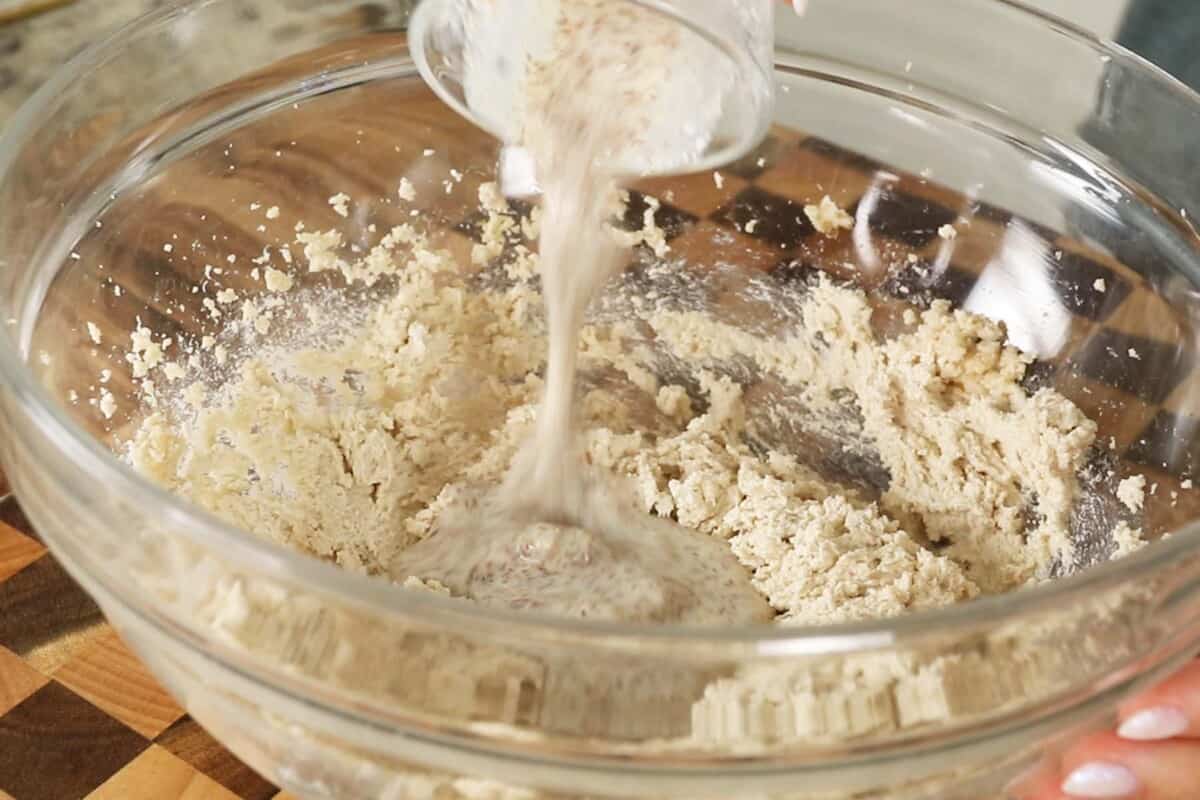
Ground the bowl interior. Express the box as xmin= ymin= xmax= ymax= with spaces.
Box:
xmin=23 ymin=23 xmax=1200 ymax=589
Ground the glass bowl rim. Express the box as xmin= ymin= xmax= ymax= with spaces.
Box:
xmin=1 ymin=0 xmax=1199 ymax=652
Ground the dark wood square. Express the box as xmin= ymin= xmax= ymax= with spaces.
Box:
xmin=0 ymin=499 xmax=37 ymax=543
xmin=1052 ymin=369 xmax=1163 ymax=455
xmin=1049 ymin=249 xmax=1133 ymax=322
xmin=971 ymin=201 xmax=1015 ymax=227
xmin=1125 ymin=410 xmax=1200 ymax=477
xmin=1067 ymin=327 xmax=1195 ymax=405
xmin=614 ymin=190 xmax=698 ymax=241
xmin=881 ymin=259 xmax=980 ymax=306
xmin=851 ymin=186 xmax=958 ymax=248
xmin=712 ymin=186 xmax=815 ymax=250
xmin=0 ymin=556 xmax=102 ymax=660
xmin=769 ymin=256 xmax=818 ymax=287
xmin=0 ymin=682 xmax=149 ymax=800
xmin=670 ymin=220 xmax=797 ymax=273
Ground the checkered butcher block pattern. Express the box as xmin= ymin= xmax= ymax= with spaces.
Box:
xmin=3 ymin=97 xmax=1200 ymax=798
xmin=0 ymin=497 xmax=292 ymax=800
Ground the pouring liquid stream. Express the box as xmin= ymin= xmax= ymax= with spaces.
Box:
xmin=392 ymin=0 xmax=772 ymax=624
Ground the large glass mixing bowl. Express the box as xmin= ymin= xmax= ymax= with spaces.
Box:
xmin=3 ymin=1 xmax=1200 ymax=798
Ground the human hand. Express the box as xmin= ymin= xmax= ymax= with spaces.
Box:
xmin=1011 ymin=660 xmax=1200 ymax=799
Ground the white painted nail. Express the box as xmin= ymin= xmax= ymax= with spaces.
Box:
xmin=1118 ymin=705 xmax=1189 ymax=741
xmin=1062 ymin=761 xmax=1140 ymax=798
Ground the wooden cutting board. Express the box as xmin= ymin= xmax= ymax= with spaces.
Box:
xmin=0 ymin=0 xmax=74 ymax=25
xmin=0 ymin=494 xmax=291 ymax=800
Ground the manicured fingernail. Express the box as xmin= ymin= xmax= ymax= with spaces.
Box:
xmin=1062 ymin=761 xmax=1140 ymax=798
xmin=1118 ymin=705 xmax=1189 ymax=740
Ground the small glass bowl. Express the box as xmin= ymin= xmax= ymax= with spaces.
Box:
xmin=408 ymin=0 xmax=775 ymax=176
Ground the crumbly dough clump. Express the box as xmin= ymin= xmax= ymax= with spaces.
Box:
xmin=1118 ymin=474 xmax=1147 ymax=513
xmin=125 ymin=188 xmax=1112 ymax=626
xmin=804 ymin=195 xmax=853 ymax=238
